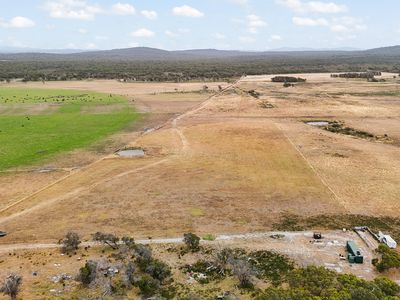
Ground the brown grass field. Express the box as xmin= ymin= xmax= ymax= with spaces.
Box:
xmin=0 ymin=74 xmax=399 ymax=245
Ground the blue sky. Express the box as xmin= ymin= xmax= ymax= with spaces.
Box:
xmin=0 ymin=0 xmax=399 ymax=51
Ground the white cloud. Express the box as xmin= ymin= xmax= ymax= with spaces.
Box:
xmin=292 ymin=16 xmax=328 ymax=26
xmin=128 ymin=42 xmax=139 ymax=47
xmin=131 ymin=28 xmax=155 ymax=38
xmin=277 ymin=0 xmax=347 ymax=14
xmin=292 ymin=15 xmax=366 ymax=39
xmin=270 ymin=34 xmax=282 ymax=41
xmin=112 ymin=2 xmax=135 ymax=15
xmin=0 ymin=16 xmax=36 ymax=28
xmin=247 ymin=14 xmax=267 ymax=33
xmin=306 ymin=1 xmax=348 ymax=14
xmin=141 ymin=10 xmax=158 ymax=20
xmin=165 ymin=30 xmax=179 ymax=38
xmin=330 ymin=16 xmax=366 ymax=33
xmin=78 ymin=28 xmax=87 ymax=34
xmin=172 ymin=5 xmax=204 ymax=18
xmin=44 ymin=0 xmax=103 ymax=21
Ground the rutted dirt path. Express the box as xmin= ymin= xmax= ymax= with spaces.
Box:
xmin=0 ymin=230 xmax=317 ymax=253
xmin=0 ymin=78 xmax=243 ymax=226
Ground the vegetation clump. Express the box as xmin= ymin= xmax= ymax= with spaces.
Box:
xmin=60 ymin=231 xmax=81 ymax=254
xmin=373 ymin=244 xmax=400 ymax=272
xmin=247 ymin=89 xmax=261 ymax=98
xmin=271 ymin=76 xmax=306 ymax=83
xmin=202 ymin=234 xmax=216 ymax=241
xmin=258 ymin=100 xmax=274 ymax=108
xmin=322 ymin=121 xmax=375 ymax=139
xmin=249 ymin=250 xmax=294 ymax=286
xmin=331 ymin=71 xmax=381 ymax=79
xmin=183 ymin=233 xmax=201 ymax=252
xmin=182 ymin=260 xmax=226 ymax=283
xmin=257 ymin=266 xmax=400 ymax=300
xmin=75 ymin=232 xmax=175 ymax=298
xmin=283 ymin=82 xmax=295 ymax=87
xmin=183 ymin=248 xmax=294 ymax=287
xmin=273 ymin=214 xmax=400 ymax=242
xmin=93 ymin=232 xmax=120 ymax=249
xmin=231 ymin=258 xmax=255 ymax=289
xmin=77 ymin=260 xmax=98 ymax=286
xmin=0 ymin=274 xmax=22 ymax=300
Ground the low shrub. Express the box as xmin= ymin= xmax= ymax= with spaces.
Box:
xmin=137 ymin=275 xmax=160 ymax=298
xmin=183 ymin=233 xmax=201 ymax=252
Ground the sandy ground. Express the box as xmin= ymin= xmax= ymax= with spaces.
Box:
xmin=0 ymin=74 xmax=399 ymax=245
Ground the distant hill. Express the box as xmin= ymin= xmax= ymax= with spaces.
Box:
xmin=363 ymin=45 xmax=400 ymax=56
xmin=0 ymin=45 xmax=399 ymax=61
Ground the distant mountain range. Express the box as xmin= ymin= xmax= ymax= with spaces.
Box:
xmin=0 ymin=45 xmax=399 ymax=61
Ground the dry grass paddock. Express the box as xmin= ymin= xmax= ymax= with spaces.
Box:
xmin=0 ymin=74 xmax=399 ymax=244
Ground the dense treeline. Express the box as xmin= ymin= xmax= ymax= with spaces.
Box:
xmin=271 ymin=76 xmax=306 ymax=82
xmin=331 ymin=71 xmax=382 ymax=78
xmin=0 ymin=54 xmax=399 ymax=82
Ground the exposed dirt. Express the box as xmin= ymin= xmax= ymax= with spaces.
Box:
xmin=0 ymin=230 xmax=388 ymax=299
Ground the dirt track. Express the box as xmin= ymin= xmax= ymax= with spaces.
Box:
xmin=0 ymin=74 xmax=399 ymax=244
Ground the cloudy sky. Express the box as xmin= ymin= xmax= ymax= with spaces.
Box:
xmin=0 ymin=0 xmax=399 ymax=51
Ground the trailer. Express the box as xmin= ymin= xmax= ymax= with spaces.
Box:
xmin=378 ymin=232 xmax=397 ymax=249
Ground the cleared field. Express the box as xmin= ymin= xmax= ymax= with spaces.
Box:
xmin=0 ymin=74 xmax=399 ymax=245
xmin=0 ymin=120 xmax=341 ymax=243
xmin=0 ymin=88 xmax=139 ymax=170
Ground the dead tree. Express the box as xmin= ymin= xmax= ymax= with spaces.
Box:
xmin=230 ymin=259 xmax=254 ymax=288
xmin=0 ymin=274 xmax=22 ymax=300
xmin=93 ymin=232 xmax=119 ymax=249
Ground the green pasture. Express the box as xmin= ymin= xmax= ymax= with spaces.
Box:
xmin=0 ymin=87 xmax=139 ymax=170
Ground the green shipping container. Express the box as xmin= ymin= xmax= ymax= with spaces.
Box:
xmin=347 ymin=240 xmax=363 ymax=264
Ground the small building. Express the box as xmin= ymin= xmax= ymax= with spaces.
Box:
xmin=347 ymin=240 xmax=363 ymax=264
xmin=378 ymin=232 xmax=397 ymax=249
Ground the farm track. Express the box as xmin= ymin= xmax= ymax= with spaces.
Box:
xmin=0 ymin=230 xmax=316 ymax=253
xmin=275 ymin=122 xmax=348 ymax=212
xmin=0 ymin=78 xmax=243 ymax=226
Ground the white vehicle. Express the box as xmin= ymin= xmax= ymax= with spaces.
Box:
xmin=378 ymin=232 xmax=397 ymax=249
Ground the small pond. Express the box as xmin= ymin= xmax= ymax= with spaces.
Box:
xmin=306 ymin=121 xmax=330 ymax=126
xmin=116 ymin=149 xmax=145 ymax=158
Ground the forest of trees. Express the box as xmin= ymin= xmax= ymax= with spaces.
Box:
xmin=0 ymin=54 xmax=399 ymax=82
